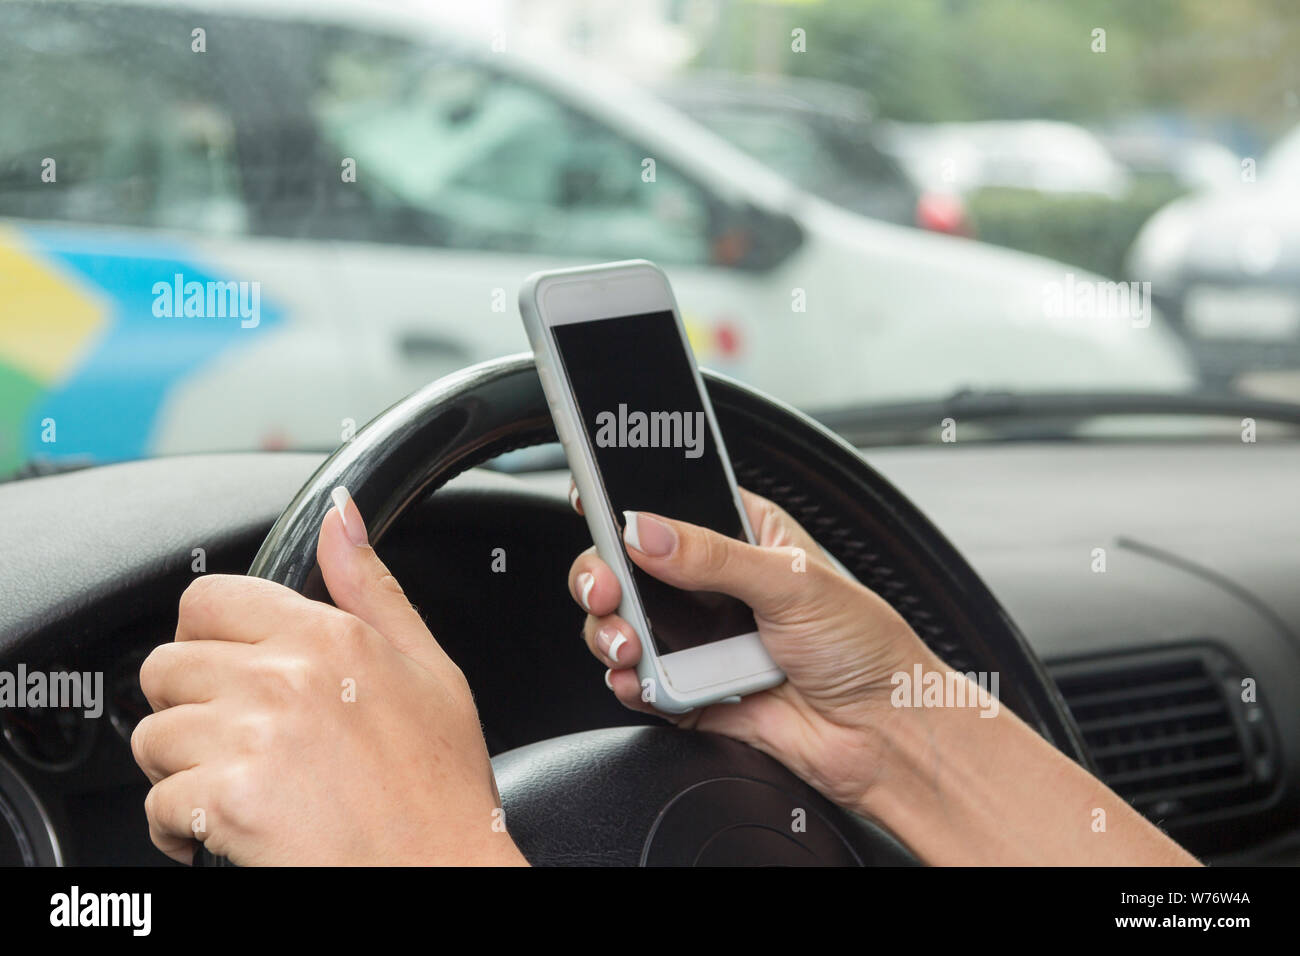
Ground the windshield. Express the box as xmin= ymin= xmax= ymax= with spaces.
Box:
xmin=2 ymin=0 xmax=1299 ymax=475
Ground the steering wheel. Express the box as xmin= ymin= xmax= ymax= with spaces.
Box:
xmin=197 ymin=354 xmax=1090 ymax=867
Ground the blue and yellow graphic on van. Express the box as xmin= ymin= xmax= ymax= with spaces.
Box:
xmin=0 ymin=226 xmax=281 ymax=473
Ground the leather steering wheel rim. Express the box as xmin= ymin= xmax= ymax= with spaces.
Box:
xmin=197 ymin=353 xmax=1089 ymax=867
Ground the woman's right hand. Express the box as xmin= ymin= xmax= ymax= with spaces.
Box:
xmin=567 ymin=485 xmax=1201 ymax=867
xmin=566 ymin=486 xmax=949 ymax=812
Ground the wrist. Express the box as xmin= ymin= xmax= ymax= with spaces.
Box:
xmin=851 ymin=680 xmax=1199 ymax=866
xmin=485 ymin=839 xmax=530 ymax=867
xmin=425 ymin=834 xmax=530 ymax=867
xmin=848 ymin=660 xmax=1036 ymax=864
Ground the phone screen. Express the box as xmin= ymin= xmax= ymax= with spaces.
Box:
xmin=551 ymin=309 xmax=758 ymax=655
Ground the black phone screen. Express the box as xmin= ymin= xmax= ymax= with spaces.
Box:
xmin=551 ymin=310 xmax=758 ymax=655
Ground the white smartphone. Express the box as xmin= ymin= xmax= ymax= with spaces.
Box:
xmin=519 ymin=260 xmax=785 ymax=713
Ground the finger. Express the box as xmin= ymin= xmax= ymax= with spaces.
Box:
xmin=606 ymin=665 xmax=661 ymax=716
xmin=621 ymin=509 xmax=816 ymax=619
xmin=570 ymin=486 xmax=818 ymax=556
xmin=581 ymin=614 xmax=640 ymax=668
xmin=138 ymin=640 xmax=249 ymax=712
xmin=148 ymin=818 xmax=196 ymax=866
xmin=738 ymin=488 xmax=823 ymax=554
xmin=317 ymin=486 xmax=448 ymax=668
xmin=175 ymin=575 xmax=322 ymax=644
xmin=603 ymin=666 xmax=700 ymax=726
xmin=131 ymin=703 xmax=213 ymax=785
xmin=568 ymin=550 xmax=622 ymax=617
xmin=143 ymin=767 xmax=210 ymax=864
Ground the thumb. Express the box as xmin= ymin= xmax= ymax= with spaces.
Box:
xmin=622 ymin=509 xmax=825 ymax=621
xmin=317 ymin=486 xmax=439 ymax=664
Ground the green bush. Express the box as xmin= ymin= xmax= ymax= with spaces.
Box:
xmin=965 ymin=179 xmax=1187 ymax=279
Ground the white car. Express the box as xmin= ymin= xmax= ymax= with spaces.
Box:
xmin=1126 ymin=123 xmax=1300 ymax=386
xmin=0 ymin=0 xmax=1195 ymax=471
xmin=884 ymin=120 xmax=1133 ymax=199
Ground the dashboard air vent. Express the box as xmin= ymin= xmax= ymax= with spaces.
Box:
xmin=1049 ymin=645 xmax=1278 ymax=825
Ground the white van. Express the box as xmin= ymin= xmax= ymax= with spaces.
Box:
xmin=0 ymin=0 xmax=1196 ymax=470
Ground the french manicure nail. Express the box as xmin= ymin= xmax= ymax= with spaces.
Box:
xmin=622 ymin=511 xmax=642 ymax=551
xmin=596 ymin=627 xmax=627 ymax=663
xmin=623 ymin=511 xmax=675 ymax=556
xmin=577 ymin=572 xmax=595 ymax=611
xmin=330 ymin=486 xmax=368 ymax=547
xmin=604 ymin=668 xmax=614 ymax=690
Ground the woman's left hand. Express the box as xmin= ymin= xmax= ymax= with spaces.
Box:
xmin=132 ymin=488 xmax=527 ymax=866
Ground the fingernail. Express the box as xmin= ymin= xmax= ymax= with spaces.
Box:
xmin=331 ymin=486 xmax=368 ymax=547
xmin=596 ymin=627 xmax=627 ymax=663
xmin=577 ymin=572 xmax=595 ymax=611
xmin=623 ymin=511 xmax=675 ymax=556
xmin=603 ymin=668 xmax=614 ymax=690
xmin=568 ymin=485 xmax=580 ymax=513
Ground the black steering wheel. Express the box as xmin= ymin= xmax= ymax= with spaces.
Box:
xmin=198 ymin=354 xmax=1089 ymax=867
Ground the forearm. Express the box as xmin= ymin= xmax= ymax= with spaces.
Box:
xmin=858 ymin=683 xmax=1201 ymax=866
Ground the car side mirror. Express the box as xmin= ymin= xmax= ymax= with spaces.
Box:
xmin=710 ymin=201 xmax=803 ymax=272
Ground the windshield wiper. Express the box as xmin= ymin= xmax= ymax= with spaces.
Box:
xmin=813 ymin=389 xmax=1300 ymax=446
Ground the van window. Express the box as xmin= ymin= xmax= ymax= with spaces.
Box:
xmin=306 ymin=36 xmax=714 ymax=263
xmin=0 ymin=3 xmax=246 ymax=233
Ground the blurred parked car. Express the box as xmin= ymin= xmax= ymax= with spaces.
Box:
xmin=0 ymin=0 xmax=1195 ymax=474
xmin=659 ymin=72 xmax=972 ymax=237
xmin=1097 ymin=116 xmax=1242 ymax=192
xmin=1126 ymin=123 xmax=1300 ymax=387
xmin=885 ymin=120 xmax=1132 ymax=199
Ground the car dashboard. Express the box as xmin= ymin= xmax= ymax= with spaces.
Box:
xmin=0 ymin=440 xmax=1297 ymax=866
